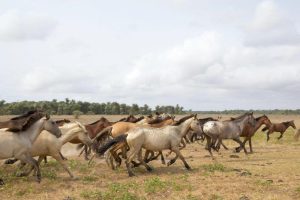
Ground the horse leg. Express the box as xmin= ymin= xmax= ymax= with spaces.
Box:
xmin=137 ymin=149 xmax=153 ymax=172
xmin=221 ymin=141 xmax=228 ymax=150
xmin=59 ymin=151 xmax=68 ymax=161
xmin=44 ymin=156 xmax=47 ymax=164
xmin=52 ymin=153 xmax=74 ymax=178
xmin=17 ymin=154 xmax=41 ymax=183
xmin=18 ymin=156 xmax=43 ymax=178
xmin=205 ymin=136 xmax=214 ymax=159
xmin=278 ymin=132 xmax=284 ymax=140
xmin=236 ymin=138 xmax=248 ymax=153
xmin=167 ymin=152 xmax=179 ymax=166
xmin=249 ymin=138 xmax=253 ymax=153
xmin=125 ymin=147 xmax=139 ymax=177
xmin=233 ymin=138 xmax=248 ymax=155
xmin=179 ymin=138 xmax=186 ymax=150
xmin=4 ymin=158 xmax=18 ymax=165
xmin=160 ymin=151 xmax=166 ymax=165
xmin=172 ymin=147 xmax=191 ymax=170
xmin=267 ymin=131 xmax=270 ymax=142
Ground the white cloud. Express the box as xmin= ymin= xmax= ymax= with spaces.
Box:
xmin=245 ymin=0 xmax=300 ymax=46
xmin=0 ymin=10 xmax=57 ymax=41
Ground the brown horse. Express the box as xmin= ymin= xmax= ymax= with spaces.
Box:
xmin=234 ymin=115 xmax=272 ymax=153
xmin=262 ymin=120 xmax=296 ymax=141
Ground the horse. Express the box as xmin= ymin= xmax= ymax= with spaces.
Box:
xmin=187 ymin=117 xmax=219 ymax=143
xmin=0 ymin=110 xmax=44 ymax=132
xmin=232 ymin=115 xmax=272 ymax=153
xmin=95 ymin=114 xmax=201 ymax=176
xmin=6 ymin=118 xmax=72 ymax=164
xmin=202 ymin=112 xmax=256 ymax=159
xmin=92 ymin=116 xmax=176 ymax=169
xmin=0 ymin=114 xmax=61 ymax=182
xmin=262 ymin=120 xmax=296 ymax=141
xmin=12 ymin=122 xmax=91 ymax=179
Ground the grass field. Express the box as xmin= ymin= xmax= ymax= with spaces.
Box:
xmin=0 ymin=114 xmax=300 ymax=200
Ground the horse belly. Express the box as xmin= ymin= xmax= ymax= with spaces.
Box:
xmin=142 ymin=134 xmax=170 ymax=151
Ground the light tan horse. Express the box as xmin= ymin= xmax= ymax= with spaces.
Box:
xmin=0 ymin=115 xmax=61 ymax=182
xmin=92 ymin=116 xmax=176 ymax=168
xmin=15 ymin=122 xmax=91 ymax=179
xmin=95 ymin=115 xmax=201 ymax=176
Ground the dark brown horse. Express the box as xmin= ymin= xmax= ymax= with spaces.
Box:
xmin=235 ymin=115 xmax=272 ymax=153
xmin=262 ymin=120 xmax=296 ymax=141
xmin=0 ymin=110 xmax=44 ymax=132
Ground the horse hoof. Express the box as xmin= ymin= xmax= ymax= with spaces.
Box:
xmin=128 ymin=173 xmax=135 ymax=177
xmin=71 ymin=176 xmax=79 ymax=180
xmin=4 ymin=159 xmax=15 ymax=165
xmin=147 ymin=167 xmax=153 ymax=172
xmin=0 ymin=179 xmax=4 ymax=186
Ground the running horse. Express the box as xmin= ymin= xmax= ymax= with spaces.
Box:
xmin=262 ymin=120 xmax=296 ymax=141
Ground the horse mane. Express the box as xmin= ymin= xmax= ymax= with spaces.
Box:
xmin=283 ymin=121 xmax=291 ymax=126
xmin=55 ymin=119 xmax=71 ymax=123
xmin=172 ymin=114 xmax=194 ymax=126
xmin=88 ymin=117 xmax=108 ymax=125
xmin=255 ymin=115 xmax=266 ymax=121
xmin=199 ymin=117 xmax=217 ymax=121
xmin=132 ymin=116 xmax=144 ymax=123
xmin=7 ymin=110 xmax=45 ymax=132
xmin=148 ymin=116 xmax=172 ymax=124
xmin=118 ymin=117 xmax=127 ymax=122
xmin=10 ymin=110 xmax=40 ymax=120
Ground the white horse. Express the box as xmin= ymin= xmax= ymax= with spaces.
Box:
xmin=0 ymin=116 xmax=61 ymax=182
xmin=95 ymin=115 xmax=201 ymax=176
xmin=16 ymin=122 xmax=92 ymax=178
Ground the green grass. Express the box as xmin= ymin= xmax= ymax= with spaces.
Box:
xmin=255 ymin=179 xmax=273 ymax=187
xmin=82 ymin=175 xmax=98 ymax=183
xmin=144 ymin=177 xmax=167 ymax=193
xmin=41 ymin=169 xmax=57 ymax=180
xmin=80 ymin=182 xmax=140 ymax=200
xmin=201 ymin=163 xmax=227 ymax=172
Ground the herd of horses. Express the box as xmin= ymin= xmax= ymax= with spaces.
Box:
xmin=0 ymin=110 xmax=297 ymax=183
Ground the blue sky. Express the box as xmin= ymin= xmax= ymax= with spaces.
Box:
xmin=0 ymin=0 xmax=300 ymax=110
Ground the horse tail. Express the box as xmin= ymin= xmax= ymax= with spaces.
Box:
xmin=262 ymin=126 xmax=269 ymax=132
xmin=92 ymin=126 xmax=113 ymax=143
xmin=96 ymin=134 xmax=128 ymax=155
xmin=294 ymin=129 xmax=300 ymax=141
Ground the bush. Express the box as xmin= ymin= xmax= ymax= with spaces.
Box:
xmin=73 ymin=110 xmax=83 ymax=119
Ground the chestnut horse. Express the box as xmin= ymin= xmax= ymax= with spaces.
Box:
xmin=262 ymin=120 xmax=296 ymax=141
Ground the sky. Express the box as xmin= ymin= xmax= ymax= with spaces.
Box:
xmin=0 ymin=0 xmax=300 ymax=110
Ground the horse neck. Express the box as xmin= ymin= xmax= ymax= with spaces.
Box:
xmin=23 ymin=119 xmax=45 ymax=143
xmin=59 ymin=126 xmax=82 ymax=145
xmin=252 ymin=118 xmax=267 ymax=132
xmin=176 ymin=118 xmax=193 ymax=137
xmin=234 ymin=116 xmax=250 ymax=131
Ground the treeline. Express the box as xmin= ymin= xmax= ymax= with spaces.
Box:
xmin=0 ymin=99 xmax=185 ymax=115
xmin=194 ymin=109 xmax=300 ymax=115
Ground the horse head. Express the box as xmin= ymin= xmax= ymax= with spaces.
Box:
xmin=289 ymin=120 xmax=296 ymax=129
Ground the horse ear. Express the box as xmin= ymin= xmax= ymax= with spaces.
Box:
xmin=194 ymin=114 xmax=197 ymax=119
xmin=45 ymin=114 xmax=50 ymax=120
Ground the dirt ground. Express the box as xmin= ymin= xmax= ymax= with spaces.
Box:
xmin=0 ymin=114 xmax=300 ymax=200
